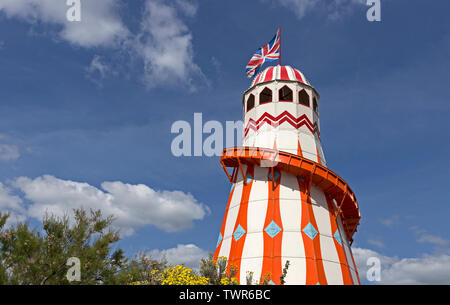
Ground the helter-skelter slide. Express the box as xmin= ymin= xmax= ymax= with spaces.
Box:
xmin=214 ymin=65 xmax=361 ymax=285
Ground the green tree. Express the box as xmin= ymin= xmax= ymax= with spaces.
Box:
xmin=0 ymin=209 xmax=126 ymax=285
xmin=116 ymin=253 xmax=167 ymax=285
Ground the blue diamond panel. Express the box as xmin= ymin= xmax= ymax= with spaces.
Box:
xmin=246 ymin=173 xmax=253 ymax=184
xmin=269 ymin=280 xmax=275 ymax=285
xmin=233 ymin=224 xmax=246 ymax=242
xmin=265 ymin=220 xmax=282 ymax=238
xmin=302 ymin=223 xmax=318 ymax=240
xmin=216 ymin=233 xmax=223 ymax=248
xmin=268 ymin=170 xmax=280 ymax=181
xmin=333 ymin=230 xmax=342 ymax=246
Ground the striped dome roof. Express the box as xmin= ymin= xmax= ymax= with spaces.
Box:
xmin=249 ymin=65 xmax=311 ymax=89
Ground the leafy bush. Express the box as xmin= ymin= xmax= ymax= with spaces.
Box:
xmin=0 ymin=209 xmax=288 ymax=285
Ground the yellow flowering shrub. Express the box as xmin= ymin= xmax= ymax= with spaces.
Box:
xmin=220 ymin=276 xmax=239 ymax=285
xmin=160 ymin=265 xmax=209 ymax=285
xmin=128 ymin=254 xmax=289 ymax=285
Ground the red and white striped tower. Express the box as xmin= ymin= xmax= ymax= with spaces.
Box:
xmin=214 ymin=65 xmax=361 ymax=285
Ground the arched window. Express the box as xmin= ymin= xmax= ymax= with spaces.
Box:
xmin=246 ymin=94 xmax=255 ymax=112
xmin=313 ymin=97 xmax=318 ymax=113
xmin=298 ymin=89 xmax=310 ymax=107
xmin=279 ymin=85 xmax=293 ymax=102
xmin=259 ymin=87 xmax=272 ymax=104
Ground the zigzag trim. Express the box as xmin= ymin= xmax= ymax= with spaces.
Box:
xmin=244 ymin=111 xmax=319 ymax=137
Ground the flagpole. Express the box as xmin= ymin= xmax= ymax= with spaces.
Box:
xmin=279 ymin=27 xmax=281 ymax=66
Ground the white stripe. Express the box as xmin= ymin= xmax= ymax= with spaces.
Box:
xmin=279 ymin=172 xmax=306 ymax=284
xmin=218 ymin=170 xmax=245 ymax=259
xmin=298 ymin=132 xmax=318 ymax=163
xmin=275 ymin=65 xmax=281 ymax=80
xmin=309 ymin=185 xmax=343 ymax=285
xmin=336 ymin=214 xmax=360 ymax=284
xmin=240 ymin=167 xmax=269 ymax=283
xmin=286 ymin=66 xmax=296 ymax=81
xmin=299 ymin=70 xmax=310 ymax=85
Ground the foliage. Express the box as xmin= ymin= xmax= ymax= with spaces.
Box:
xmin=0 ymin=209 xmax=125 ymax=285
xmin=280 ymin=260 xmax=290 ymax=285
xmin=199 ymin=253 xmax=239 ymax=285
xmin=116 ymin=253 xmax=167 ymax=285
xmin=260 ymin=272 xmax=273 ymax=285
xmin=0 ymin=210 xmax=288 ymax=285
xmin=160 ymin=265 xmax=209 ymax=285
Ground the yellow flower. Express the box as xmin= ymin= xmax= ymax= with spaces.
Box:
xmin=160 ymin=265 xmax=208 ymax=285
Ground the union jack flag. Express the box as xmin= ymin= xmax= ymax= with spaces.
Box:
xmin=246 ymin=28 xmax=281 ymax=78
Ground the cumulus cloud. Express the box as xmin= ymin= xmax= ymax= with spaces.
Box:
xmin=0 ymin=0 xmax=204 ymax=90
xmin=134 ymin=0 xmax=204 ymax=89
xmin=266 ymin=0 xmax=366 ymax=20
xmin=0 ymin=144 xmax=20 ymax=161
xmin=11 ymin=175 xmax=209 ymax=236
xmin=0 ymin=0 xmax=129 ymax=47
xmin=354 ymin=247 xmax=450 ymax=284
xmin=0 ymin=182 xmax=26 ymax=226
xmin=148 ymin=244 xmax=208 ymax=270
xmin=85 ymin=55 xmax=113 ymax=87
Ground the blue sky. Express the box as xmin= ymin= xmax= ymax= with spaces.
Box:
xmin=0 ymin=0 xmax=449 ymax=284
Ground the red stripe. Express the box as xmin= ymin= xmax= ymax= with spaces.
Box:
xmin=280 ymin=66 xmax=289 ymax=81
xmin=348 ymin=243 xmax=362 ymax=285
xmin=325 ymin=196 xmax=354 ymax=285
xmin=293 ymin=68 xmax=304 ymax=83
xmin=227 ymin=167 xmax=254 ymax=281
xmin=252 ymin=66 xmax=308 ymax=87
xmin=297 ymin=140 xmax=303 ymax=157
xmin=316 ymin=146 xmax=322 ymax=165
xmin=260 ymin=169 xmax=283 ymax=284
xmin=297 ymin=177 xmax=328 ymax=285
xmin=252 ymin=73 xmax=261 ymax=87
xmin=263 ymin=67 xmax=274 ymax=83
xmin=247 ymin=58 xmax=263 ymax=66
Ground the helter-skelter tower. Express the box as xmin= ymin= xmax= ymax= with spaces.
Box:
xmin=214 ymin=65 xmax=361 ymax=285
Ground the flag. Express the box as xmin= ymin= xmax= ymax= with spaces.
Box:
xmin=246 ymin=28 xmax=281 ymax=78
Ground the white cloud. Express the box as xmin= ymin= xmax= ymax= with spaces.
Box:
xmin=175 ymin=0 xmax=198 ymax=17
xmin=354 ymin=247 xmax=450 ymax=284
xmin=0 ymin=144 xmax=20 ymax=161
xmin=85 ymin=55 xmax=112 ymax=87
xmin=410 ymin=226 xmax=449 ymax=247
xmin=267 ymin=0 xmax=366 ymax=20
xmin=275 ymin=0 xmax=320 ymax=19
xmin=367 ymin=239 xmax=385 ymax=249
xmin=148 ymin=244 xmax=208 ymax=270
xmin=417 ymin=234 xmax=449 ymax=247
xmin=0 ymin=0 xmax=204 ymax=90
xmin=380 ymin=215 xmax=400 ymax=227
xmin=0 ymin=0 xmax=129 ymax=47
xmin=12 ymin=175 xmax=210 ymax=236
xmin=134 ymin=0 xmax=204 ymax=90
xmin=0 ymin=182 xmax=26 ymax=226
